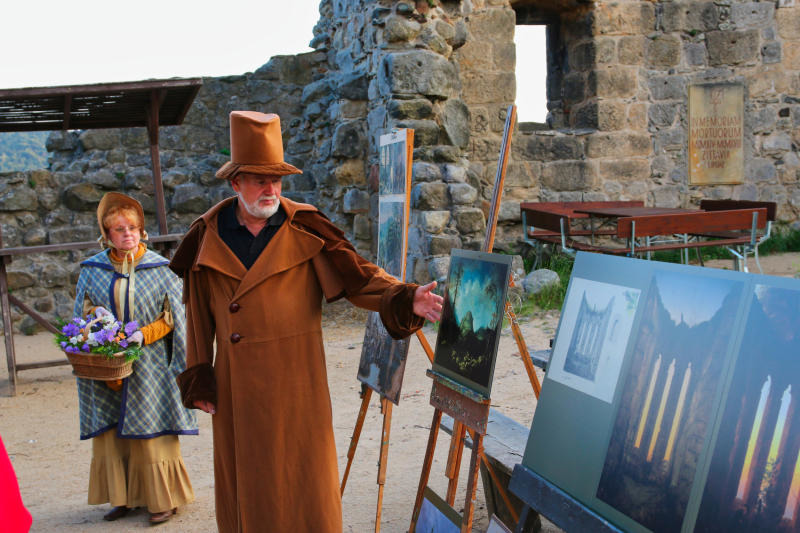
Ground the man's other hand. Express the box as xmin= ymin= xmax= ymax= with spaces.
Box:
xmin=413 ymin=281 xmax=444 ymax=323
xmin=193 ymin=400 xmax=216 ymax=415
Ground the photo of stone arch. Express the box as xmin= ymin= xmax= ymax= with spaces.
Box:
xmin=694 ymin=285 xmax=800 ymax=533
xmin=547 ymin=278 xmax=641 ymax=403
xmin=596 ymin=271 xmax=743 ymax=533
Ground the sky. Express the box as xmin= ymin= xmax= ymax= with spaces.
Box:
xmin=1 ymin=1 xmax=547 ymax=121
xmin=656 ymin=272 xmax=737 ymax=327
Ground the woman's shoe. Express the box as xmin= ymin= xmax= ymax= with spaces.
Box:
xmin=148 ymin=508 xmax=177 ymax=524
xmin=103 ymin=506 xmax=132 ymax=521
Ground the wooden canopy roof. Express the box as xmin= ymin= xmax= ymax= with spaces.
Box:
xmin=0 ymin=78 xmax=202 ymax=132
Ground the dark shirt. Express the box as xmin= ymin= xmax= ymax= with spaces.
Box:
xmin=217 ymin=199 xmax=286 ymax=270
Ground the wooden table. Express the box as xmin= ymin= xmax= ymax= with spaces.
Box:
xmin=520 ymin=201 xmax=773 ymax=271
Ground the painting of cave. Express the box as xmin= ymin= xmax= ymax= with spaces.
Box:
xmin=596 ymin=272 xmax=743 ymax=533
xmin=694 ymin=285 xmax=800 ymax=532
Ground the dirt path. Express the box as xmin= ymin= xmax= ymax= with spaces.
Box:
xmin=1 ymin=252 xmax=796 ymax=532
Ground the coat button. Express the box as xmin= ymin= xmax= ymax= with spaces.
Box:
xmin=230 ymin=333 xmax=241 ymax=344
xmin=229 ymin=302 xmax=240 ymax=313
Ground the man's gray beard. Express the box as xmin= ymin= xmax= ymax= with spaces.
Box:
xmin=238 ymin=192 xmax=279 ymax=219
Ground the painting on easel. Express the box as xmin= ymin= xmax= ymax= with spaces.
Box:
xmin=432 ymin=249 xmax=512 ymax=398
xmin=596 ymin=271 xmax=744 ymax=532
xmin=694 ymin=283 xmax=800 ymax=533
xmin=357 ymin=129 xmax=413 ymax=403
xmin=414 ymin=486 xmax=460 ymax=533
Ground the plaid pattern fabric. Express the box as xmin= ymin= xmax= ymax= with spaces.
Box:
xmin=74 ymin=250 xmax=198 ymax=439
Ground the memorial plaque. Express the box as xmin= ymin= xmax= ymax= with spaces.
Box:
xmin=688 ymin=83 xmax=744 ymax=185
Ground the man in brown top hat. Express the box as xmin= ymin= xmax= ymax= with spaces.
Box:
xmin=170 ymin=111 xmax=442 ymax=532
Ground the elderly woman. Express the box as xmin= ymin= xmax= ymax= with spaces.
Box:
xmin=73 ymin=192 xmax=197 ymax=524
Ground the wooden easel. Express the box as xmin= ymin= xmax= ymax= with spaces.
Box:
xmin=409 ymin=371 xmax=492 ymax=532
xmin=340 ymin=129 xmax=415 ymax=532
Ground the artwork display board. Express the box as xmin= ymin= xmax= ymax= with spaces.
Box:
xmin=432 ymin=249 xmax=513 ymax=399
xmin=357 ymin=128 xmax=413 ymax=403
xmin=519 ymin=252 xmax=800 ymax=533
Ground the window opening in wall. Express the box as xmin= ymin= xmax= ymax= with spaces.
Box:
xmin=514 ymin=24 xmax=547 ymax=125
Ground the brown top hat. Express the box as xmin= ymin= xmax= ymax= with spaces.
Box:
xmin=96 ymin=192 xmax=148 ymax=243
xmin=215 ymin=111 xmax=302 ymax=180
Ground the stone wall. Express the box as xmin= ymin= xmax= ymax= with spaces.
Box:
xmin=2 ymin=0 xmax=799 ymax=333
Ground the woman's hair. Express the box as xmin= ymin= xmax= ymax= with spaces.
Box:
xmin=102 ymin=206 xmax=144 ymax=235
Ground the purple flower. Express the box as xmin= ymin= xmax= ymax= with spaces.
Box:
xmin=61 ymin=323 xmax=80 ymax=337
xmin=81 ymin=343 xmax=90 ymax=352
xmin=124 ymin=321 xmax=139 ymax=336
xmin=119 ymin=339 xmax=129 ymax=348
xmin=60 ymin=341 xmax=67 ymax=348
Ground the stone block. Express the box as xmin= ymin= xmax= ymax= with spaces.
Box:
xmin=731 ymin=3 xmax=775 ymax=29
xmin=654 ymin=128 xmax=686 ymax=152
xmin=595 ymin=2 xmax=656 ymax=35
xmin=466 ymin=7 xmax=516 ymax=41
xmin=85 ymin=169 xmax=122 ymax=190
xmin=436 ymin=20 xmax=456 ymax=43
xmin=685 ymin=43 xmax=707 ymax=66
xmin=454 ymin=207 xmax=486 ymax=234
xmin=498 ymin=199 xmax=521 ymax=222
xmin=646 ymin=35 xmax=681 ymax=67
xmin=627 ymin=103 xmax=648 ymax=129
xmin=597 ymin=101 xmax=627 ymax=131
xmin=62 ymin=183 xmax=102 ymax=211
xmin=45 ymin=131 xmax=79 ymax=152
xmin=442 ymin=99 xmax=470 ymax=148
xmin=428 ymin=256 xmax=450 ymax=282
xmin=332 ymin=121 xmax=366 ymax=158
xmin=649 ymin=102 xmax=679 ymax=128
xmin=461 ymin=72 xmax=515 ymax=104
xmin=79 ymin=129 xmax=120 ymax=151
xmin=777 ymin=6 xmax=800 ymax=39
xmin=384 ymin=14 xmax=421 ymax=43
xmin=343 ymin=188 xmax=370 ymax=214
xmin=749 ymin=158 xmax=778 ymax=182
xmin=514 ymin=134 xmax=584 ymax=162
xmin=379 ymin=50 xmax=460 ymax=99
xmin=455 ymin=39 xmax=494 ymax=71
xmin=336 ymin=69 xmax=370 ymax=100
xmin=334 ymin=159 xmax=366 ymax=186
xmin=353 ymin=214 xmax=371 ymax=240
xmin=599 ymin=159 xmax=652 ymax=183
xmin=443 ymin=164 xmax=467 ymax=183
xmin=395 ymin=119 xmax=439 ymax=146
xmin=420 ymin=210 xmax=450 ymax=233
xmin=618 ymin=36 xmax=644 ymax=65
xmin=540 ymin=161 xmax=597 ymax=191
xmin=429 ymin=233 xmax=462 ymax=255
xmin=786 ymin=42 xmax=800 ymax=70
xmin=433 ymin=147 xmax=461 ymax=163
xmin=651 ymin=185 xmax=682 ymax=208
xmin=562 ymin=73 xmax=585 ymax=104
xmin=661 ymin=2 xmax=719 ymax=33
xmin=505 ymin=161 xmax=537 ymax=188
xmin=412 ymin=162 xmax=442 ymax=182
xmin=172 ymin=183 xmax=211 ymax=214
xmin=762 ymin=41 xmax=782 ymax=64
xmin=586 ymin=133 xmax=651 ymax=158
xmin=588 ymin=67 xmax=638 ymax=98
xmin=648 ymin=75 xmax=687 ymax=101
xmin=707 ymin=30 xmax=760 ymax=66
xmin=388 ymin=98 xmax=433 ymax=119
xmin=0 ymin=183 xmax=38 ymax=212
xmin=421 ymin=26 xmax=451 ymax=56
xmin=448 ymin=183 xmax=478 ymax=205
xmin=412 ymin=182 xmax=448 ymax=209
xmin=763 ymin=132 xmax=793 ymax=153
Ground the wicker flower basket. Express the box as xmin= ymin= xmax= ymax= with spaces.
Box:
xmin=64 ymin=350 xmax=134 ymax=381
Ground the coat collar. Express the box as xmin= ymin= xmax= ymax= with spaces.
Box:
xmin=195 ymin=196 xmax=325 ymax=300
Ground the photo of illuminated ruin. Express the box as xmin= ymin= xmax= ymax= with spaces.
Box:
xmin=596 ymin=271 xmax=743 ymax=532
xmin=694 ymin=285 xmax=800 ymax=532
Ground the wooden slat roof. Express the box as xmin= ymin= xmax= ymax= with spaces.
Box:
xmin=0 ymin=78 xmax=203 ymax=132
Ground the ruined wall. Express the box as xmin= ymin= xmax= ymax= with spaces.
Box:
xmin=2 ymin=0 xmax=799 ymax=333
xmin=511 ymin=0 xmax=800 ymax=227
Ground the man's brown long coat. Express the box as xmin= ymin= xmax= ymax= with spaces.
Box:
xmin=171 ymin=197 xmax=422 ymax=532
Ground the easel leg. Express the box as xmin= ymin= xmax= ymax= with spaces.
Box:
xmin=445 ymin=421 xmax=467 ymax=505
xmin=461 ymin=431 xmax=483 ymax=533
xmin=506 ymin=301 xmax=542 ymax=398
xmin=480 ymin=450 xmax=519 ymax=524
xmin=0 ymin=258 xmax=17 ymax=396
xmin=374 ymin=398 xmax=392 ymax=533
xmin=410 ymin=408 xmax=443 ymax=533
xmin=341 ymin=387 xmax=373 ymax=495
xmin=415 ymin=329 xmax=435 ymax=364
xmin=515 ymin=506 xmax=531 ymax=533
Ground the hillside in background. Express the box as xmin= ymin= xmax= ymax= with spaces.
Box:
xmin=0 ymin=132 xmax=49 ymax=172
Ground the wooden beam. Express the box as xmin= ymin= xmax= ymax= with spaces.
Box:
xmin=62 ymin=94 xmax=72 ymax=130
xmin=147 ymin=89 xmax=169 ymax=236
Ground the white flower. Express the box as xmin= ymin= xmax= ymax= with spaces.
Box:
xmin=69 ymin=335 xmax=82 ymax=345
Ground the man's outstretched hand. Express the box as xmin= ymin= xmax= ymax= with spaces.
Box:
xmin=413 ymin=281 xmax=444 ymax=323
